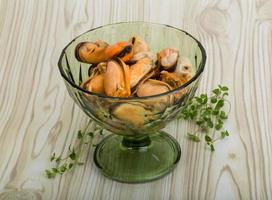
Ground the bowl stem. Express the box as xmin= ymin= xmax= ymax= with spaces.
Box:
xmin=121 ymin=135 xmax=151 ymax=148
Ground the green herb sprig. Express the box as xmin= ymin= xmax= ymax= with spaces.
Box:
xmin=178 ymin=85 xmax=230 ymax=151
xmin=45 ymin=121 xmax=104 ymax=179
xmin=45 ymin=85 xmax=230 ymax=178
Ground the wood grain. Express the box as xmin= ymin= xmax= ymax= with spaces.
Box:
xmin=0 ymin=0 xmax=272 ymax=199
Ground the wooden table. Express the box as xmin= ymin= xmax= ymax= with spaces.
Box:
xmin=1 ymin=0 xmax=272 ymax=199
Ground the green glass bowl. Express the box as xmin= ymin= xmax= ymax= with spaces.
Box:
xmin=58 ymin=22 xmax=206 ymax=183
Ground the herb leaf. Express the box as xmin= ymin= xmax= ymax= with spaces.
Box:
xmin=179 ymin=85 xmax=230 ymax=151
xmin=45 ymin=122 xmax=104 ymax=179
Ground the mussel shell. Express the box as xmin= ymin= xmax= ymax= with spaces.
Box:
xmin=75 ymin=42 xmax=87 ymax=61
xmin=115 ymin=45 xmax=133 ymax=59
xmin=88 ymin=64 xmax=96 ymax=77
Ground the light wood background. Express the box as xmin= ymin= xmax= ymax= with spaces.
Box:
xmin=1 ymin=0 xmax=272 ymax=199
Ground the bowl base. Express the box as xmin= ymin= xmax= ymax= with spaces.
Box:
xmin=94 ymin=131 xmax=181 ymax=183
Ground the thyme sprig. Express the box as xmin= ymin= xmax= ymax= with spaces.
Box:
xmin=178 ymin=85 xmax=230 ymax=151
xmin=45 ymin=121 xmax=103 ymax=179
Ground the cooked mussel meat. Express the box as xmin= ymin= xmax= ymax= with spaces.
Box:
xmin=76 ymin=36 xmax=195 ymax=100
xmin=160 ymin=70 xmax=187 ymax=89
xmin=104 ymin=58 xmax=131 ymax=97
xmin=157 ymin=48 xmax=179 ymax=71
xmin=105 ymin=41 xmax=133 ymax=62
xmin=110 ymin=102 xmax=152 ymax=127
xmin=136 ymin=79 xmax=172 ymax=97
xmin=129 ymin=58 xmax=155 ymax=88
xmin=129 ymin=36 xmax=149 ymax=54
xmin=75 ymin=40 xmax=109 ymax=64
xmin=81 ymin=74 xmax=105 ymax=94
xmin=176 ymin=56 xmax=194 ymax=80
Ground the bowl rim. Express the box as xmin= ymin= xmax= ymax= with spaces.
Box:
xmin=58 ymin=21 xmax=206 ymax=100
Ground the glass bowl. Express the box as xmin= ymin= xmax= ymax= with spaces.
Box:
xmin=58 ymin=22 xmax=206 ymax=183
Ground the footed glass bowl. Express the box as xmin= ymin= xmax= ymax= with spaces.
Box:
xmin=58 ymin=22 xmax=206 ymax=183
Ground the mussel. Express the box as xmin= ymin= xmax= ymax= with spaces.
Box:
xmin=129 ymin=58 xmax=155 ymax=88
xmin=160 ymin=71 xmax=187 ymax=89
xmin=159 ymin=55 xmax=194 ymax=87
xmin=81 ymin=62 xmax=107 ymax=94
xmin=104 ymin=58 xmax=131 ymax=97
xmin=77 ymin=37 xmax=195 ymax=101
xmin=81 ymin=58 xmax=132 ymax=97
xmin=81 ymin=74 xmax=105 ymax=94
xmin=176 ymin=56 xmax=194 ymax=80
xmin=75 ymin=40 xmax=133 ymax=64
xmin=105 ymin=41 xmax=133 ymax=62
xmin=136 ymin=79 xmax=174 ymax=111
xmin=157 ymin=48 xmax=179 ymax=71
xmin=88 ymin=62 xmax=107 ymax=77
xmin=136 ymin=79 xmax=172 ymax=97
xmin=160 ymin=71 xmax=190 ymax=100
xmin=160 ymin=57 xmax=194 ymax=100
xmin=75 ymin=40 xmax=109 ymax=64
xmin=110 ymin=102 xmax=152 ymax=127
xmin=129 ymin=36 xmax=149 ymax=54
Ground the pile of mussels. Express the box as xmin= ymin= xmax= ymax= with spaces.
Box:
xmin=75 ymin=36 xmax=194 ymax=98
